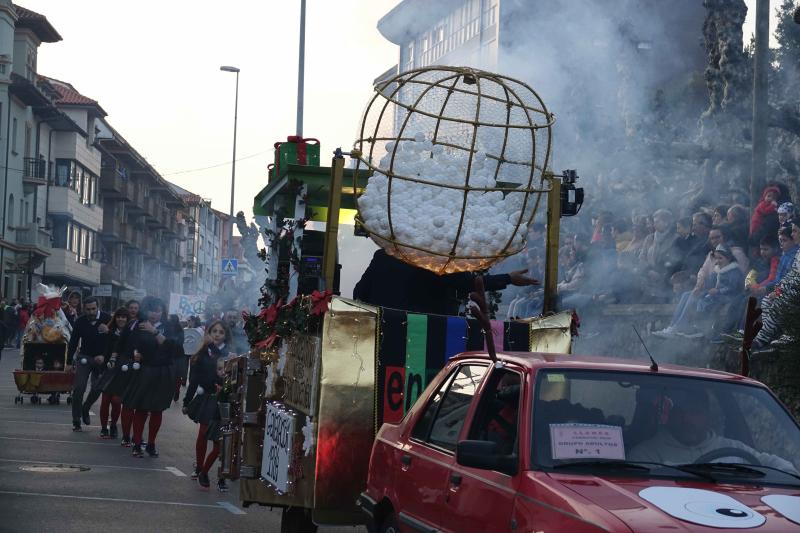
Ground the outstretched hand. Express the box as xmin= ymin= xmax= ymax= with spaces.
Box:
xmin=509 ymin=269 xmax=540 ymax=287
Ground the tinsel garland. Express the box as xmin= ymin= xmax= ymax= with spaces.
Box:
xmin=242 ymin=290 xmax=333 ymax=349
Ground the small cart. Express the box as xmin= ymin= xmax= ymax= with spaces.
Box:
xmin=13 ymin=342 xmax=73 ymax=405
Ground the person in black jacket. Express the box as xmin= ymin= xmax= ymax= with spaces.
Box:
xmin=183 ymin=320 xmax=230 ymax=491
xmin=94 ymin=307 xmax=130 ymax=439
xmin=121 ymin=297 xmax=177 ymax=458
xmin=353 ymin=249 xmax=538 ymax=315
xmin=67 ymin=297 xmax=111 ymax=432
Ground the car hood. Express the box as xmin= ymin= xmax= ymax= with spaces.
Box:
xmin=540 ymin=472 xmax=800 ymax=531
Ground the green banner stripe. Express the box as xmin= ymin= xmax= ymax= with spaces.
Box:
xmin=405 ymin=313 xmax=428 ymax=413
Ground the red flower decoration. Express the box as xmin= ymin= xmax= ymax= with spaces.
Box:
xmin=258 ymin=299 xmax=282 ymax=325
xmin=255 ymin=331 xmax=279 ymax=349
xmin=310 ymin=290 xmax=333 ymax=316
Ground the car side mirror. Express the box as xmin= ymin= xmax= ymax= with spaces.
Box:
xmin=456 ymin=440 xmax=518 ymax=476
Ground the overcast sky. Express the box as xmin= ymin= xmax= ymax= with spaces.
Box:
xmin=24 ymin=0 xmax=777 ymax=222
xmin=25 ymin=0 xmax=399 ymax=219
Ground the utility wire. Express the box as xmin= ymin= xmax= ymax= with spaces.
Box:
xmin=161 ymin=150 xmax=270 ymax=176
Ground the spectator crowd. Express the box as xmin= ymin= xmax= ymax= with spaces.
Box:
xmin=502 ymin=181 xmax=799 ymax=352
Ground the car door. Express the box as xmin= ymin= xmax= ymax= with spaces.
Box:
xmin=394 ymin=363 xmax=488 ymax=532
xmin=440 ymin=366 xmax=523 ymax=533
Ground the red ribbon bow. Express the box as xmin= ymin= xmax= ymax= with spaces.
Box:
xmin=33 ymin=296 xmax=62 ymax=319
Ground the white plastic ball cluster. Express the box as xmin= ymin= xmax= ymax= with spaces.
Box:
xmin=358 ymin=133 xmax=532 ymax=261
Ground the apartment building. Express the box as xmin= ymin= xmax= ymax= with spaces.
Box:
xmin=95 ymin=121 xmax=185 ymax=307
xmin=170 ymin=184 xmax=232 ymax=298
xmin=0 ymin=2 xmax=84 ymax=299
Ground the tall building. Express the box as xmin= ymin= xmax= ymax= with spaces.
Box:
xmin=170 ymin=184 xmax=231 ymax=298
xmin=95 ymin=120 xmax=185 ymax=307
xmin=376 ymin=0 xmax=708 ymax=167
xmin=40 ymin=76 xmax=105 ymax=291
xmin=0 ymin=2 xmax=77 ymax=300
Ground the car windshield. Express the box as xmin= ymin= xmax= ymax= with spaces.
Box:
xmin=532 ymin=370 xmax=800 ymax=477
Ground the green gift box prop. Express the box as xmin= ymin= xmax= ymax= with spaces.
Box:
xmin=271 ymin=136 xmax=320 ymax=182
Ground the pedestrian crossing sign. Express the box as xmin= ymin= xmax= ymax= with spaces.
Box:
xmin=221 ymin=258 xmax=238 ymax=276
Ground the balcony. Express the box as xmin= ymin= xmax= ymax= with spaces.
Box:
xmin=45 ymin=248 xmax=101 ymax=286
xmin=128 ymin=186 xmax=146 ymax=214
xmin=100 ymin=167 xmax=131 ymax=199
xmin=14 ymin=223 xmax=51 ymax=257
xmin=100 ymin=263 xmax=121 ymax=284
xmin=22 ymin=157 xmax=47 ymax=187
xmin=101 ymin=213 xmax=124 ymax=242
xmin=48 ymin=186 xmax=103 ymax=231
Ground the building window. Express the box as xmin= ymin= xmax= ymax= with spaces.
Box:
xmin=11 ymin=118 xmax=17 ymax=153
xmin=65 ymin=221 xmax=96 ymax=265
xmin=54 ymin=159 xmax=98 ymax=205
xmin=7 ymin=194 xmax=14 ymax=228
xmin=24 ymin=123 xmax=31 ymax=158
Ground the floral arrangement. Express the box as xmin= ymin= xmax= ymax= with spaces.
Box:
xmin=243 ymin=290 xmax=333 ymax=350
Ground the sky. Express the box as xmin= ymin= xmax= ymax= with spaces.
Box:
xmin=25 ymin=0 xmax=400 ymax=220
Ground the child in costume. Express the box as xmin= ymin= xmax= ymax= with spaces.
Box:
xmin=184 ymin=320 xmax=230 ymax=492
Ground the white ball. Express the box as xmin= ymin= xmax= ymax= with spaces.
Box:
xmin=132 ymin=362 xmax=141 ymax=370
xmin=80 ymin=358 xmax=88 ymax=365
xmin=413 ymin=131 xmax=426 ymax=143
xmin=197 ymin=386 xmax=205 ymax=396
xmin=121 ymin=364 xmax=129 ymax=372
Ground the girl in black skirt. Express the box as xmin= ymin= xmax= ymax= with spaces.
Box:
xmin=183 ymin=320 xmax=230 ymax=491
xmin=95 ymin=307 xmax=129 ymax=439
xmin=122 ymin=297 xmax=177 ymax=458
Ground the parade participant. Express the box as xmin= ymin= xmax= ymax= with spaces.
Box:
xmin=67 ymin=297 xmax=111 ymax=432
xmin=94 ymin=308 xmax=129 ymax=439
xmin=183 ymin=321 xmax=230 ymax=491
xmin=121 ymin=297 xmax=177 ymax=458
xmin=354 ymin=248 xmax=538 ymax=315
xmin=167 ymin=314 xmax=187 ymax=402
xmin=102 ymin=310 xmax=139 ymax=446
xmin=63 ymin=291 xmax=82 ymax=327
xmin=126 ymin=299 xmax=140 ymax=321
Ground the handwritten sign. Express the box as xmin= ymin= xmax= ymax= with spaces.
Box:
xmin=283 ymin=335 xmax=320 ymax=416
xmin=261 ymin=403 xmax=295 ymax=493
xmin=168 ymin=293 xmax=206 ymax=321
xmin=549 ymin=423 xmax=625 ymax=460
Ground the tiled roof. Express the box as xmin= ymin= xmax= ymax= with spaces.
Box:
xmin=13 ymin=5 xmax=62 ymax=42
xmin=40 ymin=76 xmax=107 ymax=116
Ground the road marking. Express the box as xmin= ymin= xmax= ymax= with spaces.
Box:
xmin=0 ymin=436 xmax=113 ymax=446
xmin=0 ymin=419 xmax=74 ymax=427
xmin=165 ymin=466 xmax=186 ymax=477
xmin=0 ymin=458 xmax=180 ymax=474
xmin=217 ymin=501 xmax=247 ymax=515
xmin=0 ymin=490 xmax=227 ymax=512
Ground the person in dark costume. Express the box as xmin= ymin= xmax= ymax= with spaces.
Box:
xmin=353 ymin=248 xmax=538 ymax=315
xmin=167 ymin=314 xmax=187 ymax=402
xmin=183 ymin=320 xmax=230 ymax=492
xmin=121 ymin=297 xmax=177 ymax=458
xmin=67 ymin=297 xmax=111 ymax=432
xmin=94 ymin=308 xmax=129 ymax=439
xmin=103 ymin=311 xmax=140 ymax=447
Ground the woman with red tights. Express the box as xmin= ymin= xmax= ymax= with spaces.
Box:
xmin=94 ymin=308 xmax=130 ymax=439
xmin=121 ymin=297 xmax=177 ymax=458
xmin=184 ymin=320 xmax=229 ymax=491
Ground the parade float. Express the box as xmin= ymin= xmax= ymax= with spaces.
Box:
xmin=222 ymin=67 xmax=581 ymax=532
xmin=13 ymin=284 xmax=74 ymax=405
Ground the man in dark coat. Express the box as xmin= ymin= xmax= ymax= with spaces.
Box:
xmin=353 ymin=249 xmax=538 ymax=315
xmin=67 ymin=297 xmax=111 ymax=431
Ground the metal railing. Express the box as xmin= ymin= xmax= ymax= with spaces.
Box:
xmin=23 ymin=157 xmax=47 ymax=181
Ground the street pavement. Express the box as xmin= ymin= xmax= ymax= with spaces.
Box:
xmin=0 ymin=349 xmax=366 ymax=533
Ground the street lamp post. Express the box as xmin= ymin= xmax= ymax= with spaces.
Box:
xmin=220 ymin=65 xmax=239 ymax=218
xmin=220 ymin=65 xmax=239 ymax=258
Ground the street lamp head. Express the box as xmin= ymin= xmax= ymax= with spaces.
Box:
xmin=220 ymin=65 xmax=240 ymax=73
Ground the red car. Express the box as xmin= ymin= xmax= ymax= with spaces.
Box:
xmin=359 ymin=352 xmax=800 ymax=532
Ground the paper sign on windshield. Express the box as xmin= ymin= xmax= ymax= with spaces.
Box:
xmin=550 ymin=423 xmax=625 ymax=460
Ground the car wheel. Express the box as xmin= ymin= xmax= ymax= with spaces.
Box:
xmin=378 ymin=512 xmax=400 ymax=533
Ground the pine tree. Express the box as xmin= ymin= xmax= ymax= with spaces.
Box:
xmin=770 ymin=263 xmax=800 ymax=350
xmin=774 ymin=0 xmax=800 ymax=94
